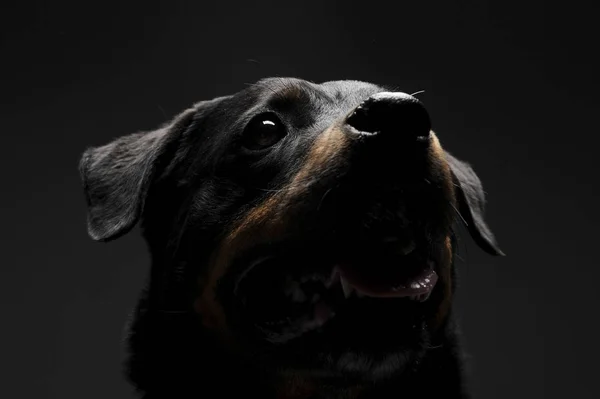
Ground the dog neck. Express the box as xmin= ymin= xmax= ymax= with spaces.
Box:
xmin=272 ymin=333 xmax=470 ymax=399
xmin=130 ymin=307 xmax=470 ymax=399
xmin=130 ymin=255 xmax=469 ymax=399
xmin=275 ymin=378 xmax=365 ymax=399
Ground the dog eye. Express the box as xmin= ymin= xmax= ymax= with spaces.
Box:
xmin=242 ymin=112 xmax=287 ymax=151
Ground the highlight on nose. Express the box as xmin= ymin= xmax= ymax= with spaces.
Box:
xmin=345 ymin=92 xmax=431 ymax=140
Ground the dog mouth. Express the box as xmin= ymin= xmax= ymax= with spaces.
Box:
xmin=232 ymin=235 xmax=438 ymax=344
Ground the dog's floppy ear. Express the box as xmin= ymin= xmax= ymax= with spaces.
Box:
xmin=444 ymin=152 xmax=505 ymax=256
xmin=79 ymin=105 xmax=200 ymax=242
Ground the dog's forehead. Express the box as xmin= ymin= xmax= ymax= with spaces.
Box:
xmin=246 ymin=77 xmax=384 ymax=107
xmin=318 ymin=79 xmax=385 ymax=98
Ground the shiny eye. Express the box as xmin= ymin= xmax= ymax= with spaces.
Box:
xmin=241 ymin=112 xmax=287 ymax=151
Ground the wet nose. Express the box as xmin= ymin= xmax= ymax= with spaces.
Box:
xmin=345 ymin=92 xmax=431 ymax=141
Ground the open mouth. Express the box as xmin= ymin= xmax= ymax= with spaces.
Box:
xmin=232 ymin=234 xmax=439 ymax=344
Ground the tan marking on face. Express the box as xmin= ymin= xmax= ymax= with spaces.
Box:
xmin=429 ymin=131 xmax=456 ymax=210
xmin=287 ymin=126 xmax=348 ymax=195
xmin=195 ymin=126 xmax=349 ymax=337
xmin=196 ymin=129 xmax=459 ymax=339
xmin=429 ymin=235 xmax=454 ymax=330
xmin=275 ymin=373 xmax=317 ymax=399
xmin=426 ymin=132 xmax=458 ymax=330
xmin=275 ymin=371 xmax=365 ymax=399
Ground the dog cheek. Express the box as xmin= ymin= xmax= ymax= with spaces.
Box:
xmin=428 ymin=133 xmax=457 ymax=202
xmin=191 ymin=127 xmax=350 ymax=345
xmin=193 ymin=270 xmax=238 ymax=348
xmin=193 ymin=287 xmax=223 ymax=331
xmin=430 ymin=236 xmax=454 ymax=330
xmin=193 ymin=198 xmax=289 ymax=337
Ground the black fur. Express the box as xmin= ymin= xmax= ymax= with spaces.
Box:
xmin=79 ymin=78 xmax=503 ymax=399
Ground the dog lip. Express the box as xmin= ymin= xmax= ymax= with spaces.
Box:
xmin=233 ymin=237 xmax=430 ymax=303
xmin=335 ymin=264 xmax=438 ymax=298
xmin=233 ymin=254 xmax=277 ymax=298
xmin=232 ymin=244 xmax=437 ymax=342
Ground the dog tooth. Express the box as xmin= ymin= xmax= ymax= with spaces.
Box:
xmin=421 ymin=290 xmax=432 ymax=302
xmin=340 ymin=277 xmax=354 ymax=299
xmin=392 ymin=284 xmax=406 ymax=292
xmin=399 ymin=240 xmax=416 ymax=255
xmin=411 ymin=282 xmax=421 ymax=289
xmin=327 ymin=268 xmax=340 ymax=288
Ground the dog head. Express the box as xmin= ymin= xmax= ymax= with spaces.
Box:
xmin=79 ymin=77 xmax=503 ymax=394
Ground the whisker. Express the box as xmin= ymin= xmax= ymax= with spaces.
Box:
xmin=317 ymin=187 xmax=334 ymax=212
xmin=156 ymin=104 xmax=168 ymax=119
xmin=156 ymin=310 xmax=189 ymax=314
xmin=410 ymin=90 xmax=426 ymax=97
xmin=254 ymin=187 xmax=289 ymax=193
xmin=449 ymin=202 xmax=469 ymax=227
xmin=252 ymin=175 xmax=325 ymax=195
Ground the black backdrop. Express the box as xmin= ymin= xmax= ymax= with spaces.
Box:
xmin=2 ymin=1 xmax=599 ymax=398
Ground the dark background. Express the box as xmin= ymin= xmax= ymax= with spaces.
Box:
xmin=2 ymin=1 xmax=598 ymax=398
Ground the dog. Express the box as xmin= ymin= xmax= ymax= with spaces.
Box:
xmin=79 ymin=77 xmax=503 ymax=399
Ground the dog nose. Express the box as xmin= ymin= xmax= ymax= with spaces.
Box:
xmin=346 ymin=92 xmax=431 ymax=141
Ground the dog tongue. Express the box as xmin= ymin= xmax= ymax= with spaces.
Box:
xmin=333 ymin=264 xmax=438 ymax=298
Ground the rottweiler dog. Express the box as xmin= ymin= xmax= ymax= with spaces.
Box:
xmin=79 ymin=78 xmax=503 ymax=399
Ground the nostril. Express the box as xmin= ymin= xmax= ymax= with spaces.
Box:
xmin=346 ymin=105 xmax=378 ymax=135
xmin=346 ymin=92 xmax=431 ymax=139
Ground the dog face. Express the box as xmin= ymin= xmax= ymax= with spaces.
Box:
xmin=80 ymin=77 xmax=502 ymax=387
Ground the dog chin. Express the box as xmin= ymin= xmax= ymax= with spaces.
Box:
xmin=232 ymin=305 xmax=430 ymax=383
xmin=269 ymin=344 xmax=423 ymax=385
xmin=330 ymin=349 xmax=418 ymax=381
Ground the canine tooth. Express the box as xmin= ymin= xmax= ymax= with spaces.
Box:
xmin=411 ymin=282 xmax=421 ymax=289
xmin=399 ymin=241 xmax=416 ymax=255
xmin=392 ymin=284 xmax=406 ymax=292
xmin=340 ymin=277 xmax=354 ymax=298
xmin=421 ymin=290 xmax=432 ymax=302
xmin=327 ymin=268 xmax=340 ymax=288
